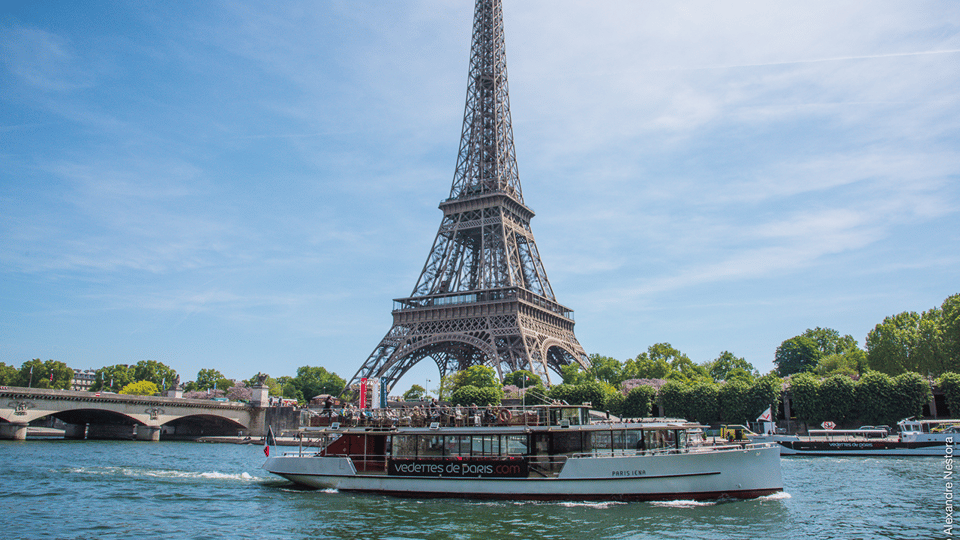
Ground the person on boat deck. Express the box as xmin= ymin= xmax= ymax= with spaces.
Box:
xmin=323 ymin=396 xmax=333 ymax=416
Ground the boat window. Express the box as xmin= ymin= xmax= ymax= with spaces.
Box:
xmin=418 ymin=435 xmax=444 ymax=457
xmin=392 ymin=435 xmax=417 ymax=458
xmin=644 ymin=429 xmax=674 ymax=451
xmin=677 ymin=430 xmax=687 ymax=449
xmin=446 ymin=435 xmax=471 ymax=457
xmin=562 ymin=408 xmax=582 ymax=426
xmin=552 ymin=431 xmax=587 ymax=454
xmin=472 ymin=435 xmax=501 ymax=456
xmin=593 ymin=431 xmax=612 ymax=451
xmin=549 ymin=407 xmax=584 ymax=426
xmin=504 ymin=435 xmax=527 ymax=456
xmin=612 ymin=430 xmax=629 ymax=450
xmin=624 ymin=430 xmax=639 ymax=450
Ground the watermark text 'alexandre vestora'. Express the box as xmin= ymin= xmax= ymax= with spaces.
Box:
xmin=946 ymin=437 xmax=955 ymax=536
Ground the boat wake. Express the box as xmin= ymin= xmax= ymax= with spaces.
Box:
xmin=759 ymin=491 xmax=791 ymax=501
xmin=649 ymin=499 xmax=719 ymax=508
xmin=556 ymin=501 xmax=628 ymax=509
xmin=475 ymin=500 xmax=626 ymax=509
xmin=66 ymin=466 xmax=262 ymax=482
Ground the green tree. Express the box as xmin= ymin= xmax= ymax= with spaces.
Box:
xmin=502 ymin=370 xmax=543 ymax=389
xmin=605 ymin=392 xmax=626 ymax=417
xmin=119 ymin=380 xmax=159 ymax=396
xmin=938 ymin=372 xmax=960 ymax=417
xmin=659 ymin=380 xmax=691 ymax=419
xmin=648 ymin=343 xmax=690 ymax=365
xmin=275 ymin=375 xmax=298 ymax=399
xmin=196 ymin=368 xmax=226 ymax=391
xmin=916 ymin=307 xmax=949 ymax=375
xmin=708 ymin=351 xmax=757 ymax=383
xmin=855 ymin=371 xmax=897 ymax=425
xmin=587 ymin=354 xmax=623 ymax=386
xmin=687 ymin=381 xmax=719 ymax=424
xmin=546 ymin=383 xmax=576 ymax=405
xmin=802 ymin=327 xmax=858 ymax=356
xmin=746 ymin=373 xmax=783 ymax=421
xmin=454 ymin=366 xmax=500 ymax=390
xmin=132 ymin=360 xmax=177 ymax=389
xmin=815 ymin=350 xmax=864 ymax=377
xmin=819 ymin=375 xmax=857 ymax=425
xmin=547 ymin=381 xmax=608 ymax=410
xmin=0 ymin=362 xmax=18 ymax=385
xmin=559 ymin=363 xmax=590 ymax=385
xmin=293 ymin=366 xmax=346 ymax=400
xmin=718 ymin=380 xmax=751 ymax=424
xmin=674 ymin=358 xmax=710 ymax=383
xmin=866 ymin=295 xmax=960 ymax=377
xmin=891 ymin=372 xmax=932 ymax=421
xmin=789 ymin=373 xmax=823 ymax=426
xmin=17 ymin=359 xmax=74 ymax=390
xmin=92 ymin=364 xmax=134 ymax=392
xmin=775 ymin=336 xmax=822 ymax=376
xmin=942 ymin=295 xmax=960 ymax=372
xmin=624 ymin=353 xmax=672 ymax=380
xmin=866 ymin=311 xmax=923 ymax=375
xmin=725 ymin=368 xmax=755 ymax=383
xmin=449 ymin=385 xmax=503 ymax=406
xmin=402 ymin=385 xmax=426 ymax=401
xmin=622 ymin=385 xmax=656 ymax=418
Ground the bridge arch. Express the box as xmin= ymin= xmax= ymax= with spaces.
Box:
xmin=1 ymin=387 xmax=262 ymax=440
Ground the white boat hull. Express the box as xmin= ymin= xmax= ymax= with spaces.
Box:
xmin=263 ymin=444 xmax=783 ymax=501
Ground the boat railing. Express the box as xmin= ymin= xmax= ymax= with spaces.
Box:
xmin=306 ymin=403 xmax=588 ymax=429
xmin=570 ymin=448 xmax=694 ymax=458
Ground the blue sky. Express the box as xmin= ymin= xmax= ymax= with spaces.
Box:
xmin=2 ymin=1 xmax=958 ymax=393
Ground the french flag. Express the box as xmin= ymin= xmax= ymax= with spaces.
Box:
xmin=263 ymin=426 xmax=277 ymax=457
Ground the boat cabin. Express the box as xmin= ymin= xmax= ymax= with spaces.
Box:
xmin=296 ymin=405 xmax=703 ymax=478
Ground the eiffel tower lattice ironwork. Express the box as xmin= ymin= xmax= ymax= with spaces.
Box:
xmin=345 ymin=0 xmax=589 ymax=393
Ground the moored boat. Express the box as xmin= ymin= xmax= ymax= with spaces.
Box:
xmin=262 ymin=404 xmax=783 ymax=501
xmin=776 ymin=418 xmax=960 ymax=456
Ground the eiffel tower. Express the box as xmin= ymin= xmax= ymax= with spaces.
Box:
xmin=345 ymin=0 xmax=589 ymax=393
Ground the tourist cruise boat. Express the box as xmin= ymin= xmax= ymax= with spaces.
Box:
xmin=775 ymin=418 xmax=960 ymax=456
xmin=262 ymin=404 xmax=783 ymax=501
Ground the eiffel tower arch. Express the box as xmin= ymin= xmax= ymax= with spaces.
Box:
xmin=344 ymin=0 xmax=589 ymax=394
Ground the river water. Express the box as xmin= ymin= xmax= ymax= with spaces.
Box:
xmin=0 ymin=440 xmax=946 ymax=539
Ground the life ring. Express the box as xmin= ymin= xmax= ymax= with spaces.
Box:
xmin=498 ymin=409 xmax=512 ymax=423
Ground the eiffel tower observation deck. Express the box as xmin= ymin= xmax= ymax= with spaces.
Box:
xmin=344 ymin=0 xmax=589 ymax=393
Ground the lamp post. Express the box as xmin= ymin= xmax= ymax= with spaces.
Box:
xmin=425 ymin=379 xmax=431 ymax=400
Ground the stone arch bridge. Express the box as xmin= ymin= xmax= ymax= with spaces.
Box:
xmin=0 ymin=386 xmax=272 ymax=441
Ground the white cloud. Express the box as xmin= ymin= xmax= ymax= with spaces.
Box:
xmin=1 ymin=25 xmax=95 ymax=92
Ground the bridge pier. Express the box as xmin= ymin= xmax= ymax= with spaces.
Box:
xmin=87 ymin=424 xmax=135 ymax=440
xmin=246 ymin=385 xmax=270 ymax=437
xmin=135 ymin=425 xmax=161 ymax=441
xmin=64 ymin=423 xmax=87 ymax=439
xmin=0 ymin=422 xmax=29 ymax=440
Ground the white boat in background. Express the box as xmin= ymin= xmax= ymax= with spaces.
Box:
xmin=775 ymin=418 xmax=960 ymax=456
xmin=262 ymin=404 xmax=783 ymax=501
